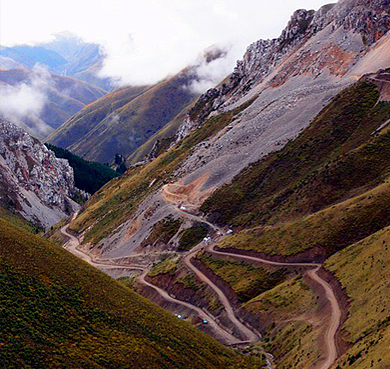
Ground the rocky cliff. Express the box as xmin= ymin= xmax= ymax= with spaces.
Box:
xmin=188 ymin=0 xmax=390 ymax=124
xmin=0 ymin=119 xmax=79 ymax=227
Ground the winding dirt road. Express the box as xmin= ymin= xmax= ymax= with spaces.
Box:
xmin=163 ymin=189 xmax=342 ymax=369
xmin=184 ymin=246 xmax=260 ymax=342
xmin=209 ymin=245 xmax=342 ymax=369
xmin=60 ymin=222 xmax=241 ymax=345
xmin=63 ymin=190 xmax=342 ymax=369
xmin=138 ymin=269 xmax=241 ymax=345
xmin=60 ymin=224 xmax=145 ymax=271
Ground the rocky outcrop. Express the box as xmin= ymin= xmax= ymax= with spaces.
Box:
xmin=0 ymin=119 xmax=79 ymax=227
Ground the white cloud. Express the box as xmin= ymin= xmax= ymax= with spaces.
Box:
xmin=1 ymin=0 xmax=333 ymax=89
xmin=0 ymin=65 xmax=53 ymax=137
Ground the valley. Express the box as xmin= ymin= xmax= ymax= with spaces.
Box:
xmin=60 ymin=183 xmax=345 ymax=368
xmin=2 ymin=0 xmax=390 ymax=367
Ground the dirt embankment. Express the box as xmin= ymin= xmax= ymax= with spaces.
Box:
xmin=134 ymin=276 xmax=193 ymax=316
xmin=217 ymin=246 xmax=329 ymax=264
xmin=191 ymin=258 xmax=263 ymax=330
xmin=316 ymin=267 xmax=351 ymax=357
xmin=135 ymin=272 xmax=221 ymax=316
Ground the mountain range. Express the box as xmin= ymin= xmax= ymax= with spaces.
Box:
xmin=0 ymin=68 xmax=107 ymax=138
xmin=46 ymin=51 xmax=227 ymax=164
xmin=0 ymin=33 xmax=113 ymax=90
xmin=2 ymin=0 xmax=390 ymax=368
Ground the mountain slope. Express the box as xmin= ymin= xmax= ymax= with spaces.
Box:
xmin=0 ymin=35 xmax=112 ymax=90
xmin=56 ymin=1 xmax=390 ymax=367
xmin=69 ymin=0 xmax=390 ymax=258
xmin=0 ymin=218 xmax=263 ymax=368
xmin=0 ymin=68 xmax=107 ymax=139
xmin=47 ymin=69 xmax=199 ymax=163
xmin=201 ymin=77 xmax=390 ymax=229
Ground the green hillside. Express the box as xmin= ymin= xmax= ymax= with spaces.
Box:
xmin=46 ymin=143 xmax=119 ymax=194
xmin=326 ymin=225 xmax=390 ymax=368
xmin=0 ymin=218 xmax=263 ymax=368
xmin=201 ymin=81 xmax=390 ymax=229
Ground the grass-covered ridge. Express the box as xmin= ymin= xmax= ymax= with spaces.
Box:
xmin=0 ymin=218 xmax=263 ymax=368
xmin=217 ymin=178 xmax=390 ymax=256
xmin=48 ymin=71 xmax=198 ymax=164
xmin=325 ymin=225 xmax=390 ymax=368
xmin=196 ymin=251 xmax=287 ymax=302
xmin=243 ymin=276 xmax=321 ymax=368
xmin=149 ymin=256 xmax=182 ymax=277
xmin=46 ymin=143 xmax=119 ymax=194
xmin=0 ymin=206 xmax=42 ymax=234
xmin=201 ymin=81 xmax=390 ymax=228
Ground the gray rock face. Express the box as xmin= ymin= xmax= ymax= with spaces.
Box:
xmin=0 ymin=119 xmax=79 ymax=227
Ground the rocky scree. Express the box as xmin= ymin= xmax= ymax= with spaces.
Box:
xmin=0 ymin=119 xmax=78 ymax=227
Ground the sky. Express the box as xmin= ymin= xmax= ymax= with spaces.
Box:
xmin=1 ymin=0 xmax=333 ymax=87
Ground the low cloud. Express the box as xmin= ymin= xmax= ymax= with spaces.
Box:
xmin=3 ymin=0 xmax=332 ymax=93
xmin=93 ymin=0 xmax=331 ymax=91
xmin=0 ymin=65 xmax=52 ymax=137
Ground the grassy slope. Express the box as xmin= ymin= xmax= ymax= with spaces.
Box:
xmin=0 ymin=218 xmax=262 ymax=368
xmin=217 ymin=178 xmax=390 ymax=256
xmin=47 ymin=85 xmax=150 ymax=150
xmin=71 ymin=99 xmax=256 ymax=246
xmin=196 ymin=251 xmax=287 ymax=302
xmin=201 ymin=81 xmax=390 ymax=228
xmin=68 ymin=74 xmax=197 ymax=163
xmin=149 ymin=256 xmax=182 ymax=277
xmin=243 ymin=277 xmax=321 ymax=368
xmin=326 ymin=225 xmax=390 ymax=368
xmin=128 ymin=100 xmax=196 ymax=164
xmin=0 ymin=206 xmax=42 ymax=234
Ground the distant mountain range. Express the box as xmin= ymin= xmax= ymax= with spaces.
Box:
xmin=0 ymin=68 xmax=107 ymax=139
xmin=0 ymin=34 xmax=113 ymax=90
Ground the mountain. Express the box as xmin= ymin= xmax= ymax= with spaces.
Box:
xmin=71 ymin=0 xmax=390 ymax=255
xmin=63 ymin=0 xmax=390 ymax=367
xmin=0 ymin=34 xmax=113 ymax=90
xmin=47 ymin=68 xmax=200 ymax=164
xmin=0 ymin=119 xmax=79 ymax=228
xmin=0 ymin=45 xmax=68 ymax=70
xmin=0 ymin=218 xmax=263 ymax=368
xmin=0 ymin=67 xmax=107 ymax=139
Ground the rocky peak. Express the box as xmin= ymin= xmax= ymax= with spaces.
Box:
xmin=186 ymin=0 xmax=389 ymax=128
xmin=0 ymin=119 xmax=79 ymax=227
